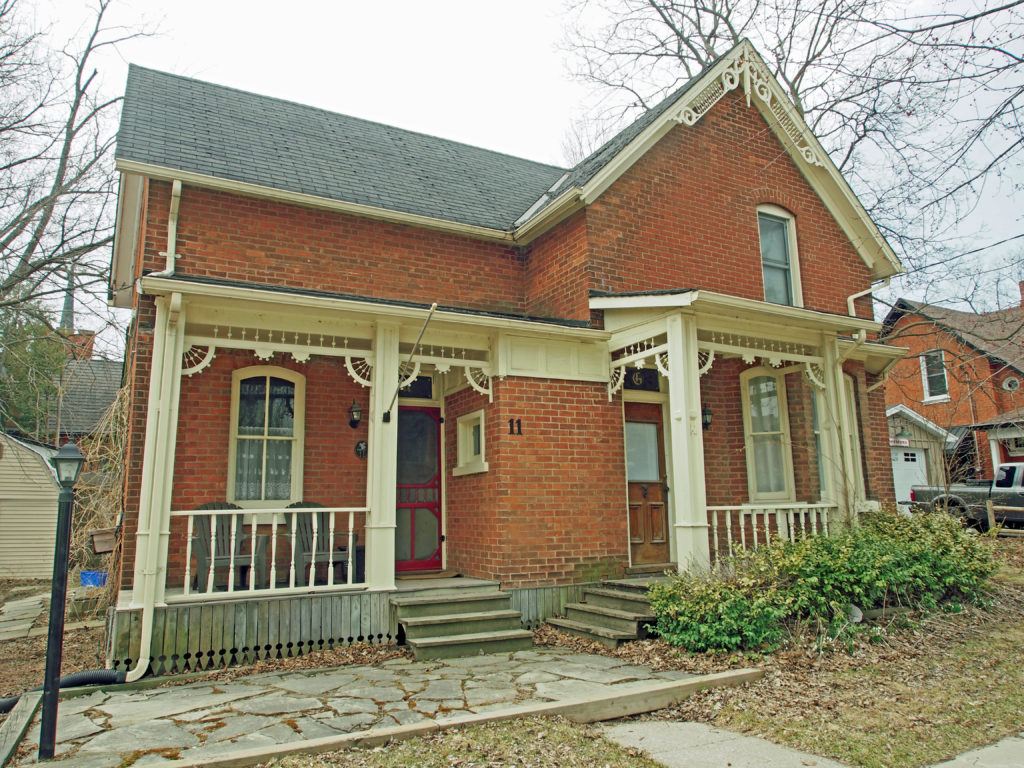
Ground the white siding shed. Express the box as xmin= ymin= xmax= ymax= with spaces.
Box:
xmin=0 ymin=434 xmax=59 ymax=579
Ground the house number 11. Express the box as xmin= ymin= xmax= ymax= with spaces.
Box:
xmin=508 ymin=418 xmax=522 ymax=435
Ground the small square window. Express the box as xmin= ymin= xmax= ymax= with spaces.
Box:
xmin=454 ymin=409 xmax=488 ymax=476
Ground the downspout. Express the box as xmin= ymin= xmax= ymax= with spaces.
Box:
xmin=838 ymin=278 xmax=889 ymax=363
xmin=148 ymin=180 xmax=182 ymax=277
xmin=125 ymin=292 xmax=183 ymax=682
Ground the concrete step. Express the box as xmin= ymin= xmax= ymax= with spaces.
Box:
xmin=581 ymin=586 xmax=653 ymax=613
xmin=546 ymin=617 xmax=635 ymax=648
xmin=563 ymin=602 xmax=655 ymax=636
xmin=401 ymin=610 xmax=523 ymax=640
xmin=390 ymin=590 xmax=511 ymax=619
xmin=625 ymin=562 xmax=675 ymax=576
xmin=405 ymin=629 xmax=534 ymax=660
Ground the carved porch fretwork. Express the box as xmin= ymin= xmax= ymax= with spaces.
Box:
xmin=696 ymin=349 xmax=715 ymax=376
xmin=464 ymin=367 xmax=493 ymax=401
xmin=804 ymin=362 xmax=826 ymax=390
xmin=398 ymin=361 xmax=421 ymax=389
xmin=608 ymin=366 xmax=626 ymax=399
xmin=185 ymin=323 xmax=373 ymax=363
xmin=698 ymin=330 xmax=820 ymax=365
xmin=345 ymin=356 xmax=373 ymax=388
xmin=671 ymin=46 xmax=825 ymax=167
xmin=181 ymin=345 xmax=217 ymax=377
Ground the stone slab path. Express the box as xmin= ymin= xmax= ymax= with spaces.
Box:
xmin=12 ymin=649 xmax=700 ymax=767
xmin=0 ymin=594 xmax=46 ymax=641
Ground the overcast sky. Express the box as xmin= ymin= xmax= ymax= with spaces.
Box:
xmin=49 ymin=0 xmax=589 ymax=168
xmin=42 ymin=0 xmax=1024 ymax=322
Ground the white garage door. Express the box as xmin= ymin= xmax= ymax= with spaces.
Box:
xmin=891 ymin=448 xmax=928 ymax=505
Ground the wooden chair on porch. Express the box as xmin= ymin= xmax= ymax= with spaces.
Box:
xmin=191 ymin=502 xmax=267 ymax=591
xmin=284 ymin=502 xmax=360 ymax=585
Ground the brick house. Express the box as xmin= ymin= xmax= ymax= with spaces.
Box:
xmin=882 ymin=296 xmax=1024 ymax=487
xmin=108 ymin=41 xmax=903 ymax=675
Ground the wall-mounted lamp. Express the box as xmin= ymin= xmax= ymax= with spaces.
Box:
xmin=348 ymin=401 xmax=362 ymax=429
xmin=701 ymin=404 xmax=713 ymax=431
xmin=895 ymin=425 xmax=913 ymax=440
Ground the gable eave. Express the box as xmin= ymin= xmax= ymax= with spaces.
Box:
xmin=515 ymin=40 xmax=903 ymax=280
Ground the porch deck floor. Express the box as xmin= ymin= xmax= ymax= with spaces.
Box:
xmin=9 ymin=648 xmax=755 ymax=767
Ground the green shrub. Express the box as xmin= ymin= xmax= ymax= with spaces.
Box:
xmin=648 ymin=507 xmax=995 ymax=652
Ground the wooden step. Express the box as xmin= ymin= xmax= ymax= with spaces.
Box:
xmin=581 ymin=586 xmax=653 ymax=613
xmin=563 ymin=602 xmax=655 ymax=635
xmin=546 ymin=617 xmax=635 ymax=648
xmin=400 ymin=610 xmax=522 ymax=639
xmin=405 ymin=629 xmax=534 ymax=660
xmin=390 ymin=590 xmax=510 ymax=619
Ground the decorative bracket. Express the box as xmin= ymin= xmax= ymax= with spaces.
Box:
xmin=181 ymin=345 xmax=217 ymax=377
xmin=464 ymin=367 xmax=493 ymax=401
xmin=803 ymin=362 xmax=826 ymax=390
xmin=399 ymin=361 xmax=421 ymax=390
xmin=696 ymin=349 xmax=714 ymax=377
xmin=345 ymin=356 xmax=373 ymax=388
xmin=608 ymin=366 xmax=626 ymax=400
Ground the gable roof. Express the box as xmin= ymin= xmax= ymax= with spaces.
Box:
xmin=117 ymin=66 xmax=567 ymax=232
xmin=882 ymin=299 xmax=1024 ymax=375
xmin=114 ymin=40 xmax=901 ymax=282
xmin=48 ymin=359 xmax=124 ymax=436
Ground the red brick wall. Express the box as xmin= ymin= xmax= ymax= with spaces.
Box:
xmin=143 ymin=182 xmax=527 ymax=316
xmin=445 ymin=377 xmax=628 ymax=587
xmin=884 ymin=313 xmax=1024 ymax=430
xmin=524 ymin=90 xmax=875 ymax=324
xmin=524 ymin=211 xmax=590 ymax=320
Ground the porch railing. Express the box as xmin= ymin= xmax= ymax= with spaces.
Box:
xmin=706 ymin=502 xmax=839 ymax=559
xmin=170 ymin=506 xmax=367 ymax=598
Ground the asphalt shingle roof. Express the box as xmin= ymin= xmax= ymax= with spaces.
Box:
xmin=48 ymin=359 xmax=124 ymax=436
xmin=117 ymin=66 xmax=569 ymax=231
xmin=885 ymin=299 xmax=1024 ymax=375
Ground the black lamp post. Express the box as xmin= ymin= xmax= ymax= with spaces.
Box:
xmin=39 ymin=442 xmax=85 ymax=761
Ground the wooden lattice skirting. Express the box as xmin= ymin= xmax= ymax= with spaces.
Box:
xmin=106 ymin=583 xmax=599 ymax=675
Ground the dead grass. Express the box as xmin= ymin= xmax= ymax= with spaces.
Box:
xmin=260 ymin=717 xmax=662 ymax=768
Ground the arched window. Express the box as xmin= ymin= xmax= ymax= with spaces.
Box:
xmin=741 ymin=367 xmax=795 ymax=502
xmin=227 ymin=366 xmax=305 ymax=506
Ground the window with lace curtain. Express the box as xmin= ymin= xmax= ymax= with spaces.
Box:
xmin=227 ymin=366 xmax=305 ymax=506
xmin=740 ymin=367 xmax=795 ymax=502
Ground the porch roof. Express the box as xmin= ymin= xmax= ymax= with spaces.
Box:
xmin=589 ymin=288 xmax=882 ymax=335
xmin=139 ymin=274 xmax=608 ymax=339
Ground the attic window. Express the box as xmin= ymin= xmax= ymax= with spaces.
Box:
xmin=757 ymin=206 xmax=802 ymax=307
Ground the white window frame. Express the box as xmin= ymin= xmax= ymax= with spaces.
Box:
xmin=757 ymin=204 xmax=803 ymax=308
xmin=919 ymin=349 xmax=949 ymax=402
xmin=227 ymin=365 xmax=305 ymax=508
xmin=740 ymin=366 xmax=796 ymax=502
xmin=453 ymin=408 xmax=488 ymax=476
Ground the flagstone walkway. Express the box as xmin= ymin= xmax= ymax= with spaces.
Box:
xmin=12 ymin=649 xmax=704 ymax=767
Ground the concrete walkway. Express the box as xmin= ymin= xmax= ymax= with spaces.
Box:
xmin=9 ymin=649 xmax=751 ymax=767
xmin=0 ymin=595 xmax=46 ymax=641
xmin=601 ymin=721 xmax=1024 ymax=768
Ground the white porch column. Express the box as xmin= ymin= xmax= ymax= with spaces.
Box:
xmin=666 ymin=312 xmax=710 ymax=571
xmin=130 ymin=294 xmax=185 ymax=607
xmin=365 ymin=320 xmax=399 ymax=590
xmin=822 ymin=333 xmax=857 ymax=520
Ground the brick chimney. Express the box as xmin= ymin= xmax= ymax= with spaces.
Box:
xmin=64 ymin=330 xmax=96 ymax=360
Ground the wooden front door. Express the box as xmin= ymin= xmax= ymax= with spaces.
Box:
xmin=625 ymin=402 xmax=670 ymax=564
xmin=395 ymin=406 xmax=442 ymax=572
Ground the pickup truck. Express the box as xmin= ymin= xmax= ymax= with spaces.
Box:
xmin=909 ymin=463 xmax=1024 ymax=529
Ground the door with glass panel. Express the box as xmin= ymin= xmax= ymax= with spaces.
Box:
xmin=624 ymin=402 xmax=670 ymax=565
xmin=395 ymin=406 xmax=442 ymax=572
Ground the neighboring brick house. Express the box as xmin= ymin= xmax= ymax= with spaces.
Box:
xmin=881 ymin=296 xmax=1024 ymax=485
xmin=108 ymin=40 xmax=903 ymax=675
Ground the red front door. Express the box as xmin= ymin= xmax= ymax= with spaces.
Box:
xmin=395 ymin=406 xmax=442 ymax=572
